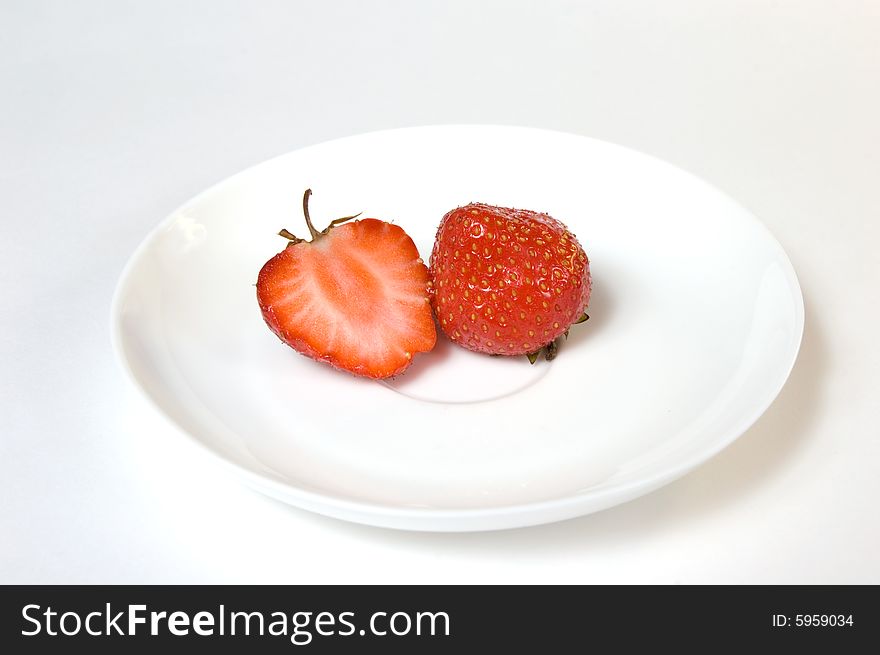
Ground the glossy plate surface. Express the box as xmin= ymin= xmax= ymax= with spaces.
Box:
xmin=111 ymin=125 xmax=804 ymax=531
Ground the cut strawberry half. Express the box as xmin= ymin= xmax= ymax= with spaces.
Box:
xmin=257 ymin=190 xmax=436 ymax=379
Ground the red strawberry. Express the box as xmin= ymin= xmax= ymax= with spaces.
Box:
xmin=428 ymin=203 xmax=590 ymax=361
xmin=257 ymin=190 xmax=436 ymax=379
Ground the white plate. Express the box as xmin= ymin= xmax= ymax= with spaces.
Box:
xmin=111 ymin=125 xmax=804 ymax=531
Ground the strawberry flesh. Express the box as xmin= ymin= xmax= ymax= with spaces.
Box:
xmin=258 ymin=218 xmax=436 ymax=379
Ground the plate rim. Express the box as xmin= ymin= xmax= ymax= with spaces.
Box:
xmin=110 ymin=124 xmax=806 ymax=531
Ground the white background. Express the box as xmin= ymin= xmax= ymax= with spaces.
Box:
xmin=2 ymin=0 xmax=878 ymax=583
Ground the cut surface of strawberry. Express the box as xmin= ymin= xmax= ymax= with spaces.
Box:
xmin=257 ymin=191 xmax=436 ymax=379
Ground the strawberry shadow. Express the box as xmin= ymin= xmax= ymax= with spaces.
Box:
xmin=560 ymin=267 xmax=615 ymax=353
xmin=382 ymin=330 xmax=457 ymax=387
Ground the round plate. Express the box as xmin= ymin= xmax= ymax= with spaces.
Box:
xmin=111 ymin=125 xmax=804 ymax=531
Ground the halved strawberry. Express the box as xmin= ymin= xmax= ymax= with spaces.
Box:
xmin=257 ymin=190 xmax=436 ymax=379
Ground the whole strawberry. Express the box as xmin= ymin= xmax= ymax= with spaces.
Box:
xmin=428 ymin=203 xmax=590 ymax=361
xmin=257 ymin=190 xmax=436 ymax=379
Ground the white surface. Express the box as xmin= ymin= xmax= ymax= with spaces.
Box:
xmin=1 ymin=0 xmax=878 ymax=580
xmin=112 ymin=125 xmax=804 ymax=530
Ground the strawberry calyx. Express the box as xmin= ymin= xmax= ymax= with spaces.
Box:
xmin=525 ymin=313 xmax=589 ymax=365
xmin=278 ymin=189 xmax=362 ymax=246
